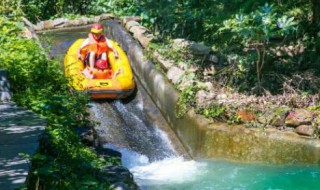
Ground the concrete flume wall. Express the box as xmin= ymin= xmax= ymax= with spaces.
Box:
xmin=103 ymin=20 xmax=320 ymax=164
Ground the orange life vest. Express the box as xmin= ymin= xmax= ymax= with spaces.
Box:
xmin=82 ymin=33 xmax=109 ymax=57
xmin=93 ymin=68 xmax=113 ymax=79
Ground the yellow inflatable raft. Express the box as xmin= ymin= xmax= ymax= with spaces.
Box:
xmin=64 ymin=39 xmax=135 ymax=99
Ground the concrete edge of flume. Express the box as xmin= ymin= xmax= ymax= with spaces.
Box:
xmin=23 ymin=15 xmax=320 ymax=167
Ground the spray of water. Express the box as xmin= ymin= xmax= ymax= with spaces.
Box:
xmin=104 ymin=144 xmax=207 ymax=186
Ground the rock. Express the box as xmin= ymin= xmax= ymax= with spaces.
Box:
xmin=285 ymin=109 xmax=314 ymax=127
xmin=195 ymin=90 xmax=215 ymax=107
xmin=172 ymin=38 xmax=191 ymax=49
xmin=86 ymin=17 xmax=95 ymax=24
xmin=216 ymin=93 xmax=227 ymax=104
xmin=78 ymin=17 xmax=89 ymax=25
xmin=96 ymin=147 xmax=122 ymax=161
xmin=74 ymin=126 xmax=98 ymax=147
xmin=178 ymin=79 xmax=195 ymax=90
xmin=167 ymin=66 xmax=185 ymax=84
xmin=68 ymin=19 xmax=82 ymax=26
xmin=94 ymin=16 xmax=101 ymax=23
xmin=270 ymin=107 xmax=289 ymax=127
xmin=126 ymin=23 xmax=155 ymax=47
xmin=100 ymin=13 xmax=114 ymax=20
xmin=122 ymin=16 xmax=141 ymax=25
xmin=130 ymin=26 xmax=147 ymax=37
xmin=153 ymin=52 xmax=174 ymax=71
xmin=21 ymin=27 xmax=33 ymax=39
xmin=53 ymin=18 xmax=69 ymax=27
xmin=43 ymin=20 xmax=54 ymax=29
xmin=172 ymin=38 xmax=211 ymax=55
xmin=125 ymin=20 xmax=140 ymax=31
xmin=135 ymin=33 xmax=154 ymax=48
xmin=177 ymin=61 xmax=188 ymax=71
xmin=34 ymin=21 xmax=44 ymax=31
xmin=296 ymin=125 xmax=314 ymax=136
xmin=197 ymin=81 xmax=214 ymax=91
xmin=99 ymin=165 xmax=139 ymax=190
xmin=109 ymin=182 xmax=130 ymax=190
xmin=189 ymin=42 xmax=211 ymax=55
xmin=206 ymin=54 xmax=219 ymax=64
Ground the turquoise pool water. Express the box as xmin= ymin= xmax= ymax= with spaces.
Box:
xmin=112 ymin=146 xmax=320 ymax=190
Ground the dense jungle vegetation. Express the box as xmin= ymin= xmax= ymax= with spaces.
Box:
xmin=1 ymin=0 xmax=319 ymax=188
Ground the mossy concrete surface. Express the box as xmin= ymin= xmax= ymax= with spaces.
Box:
xmin=103 ymin=20 xmax=320 ymax=165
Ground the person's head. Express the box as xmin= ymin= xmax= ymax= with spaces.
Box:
xmin=91 ymin=23 xmax=103 ymax=40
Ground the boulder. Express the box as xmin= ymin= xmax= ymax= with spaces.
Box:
xmin=167 ymin=66 xmax=185 ymax=84
xmin=189 ymin=42 xmax=211 ymax=55
xmin=74 ymin=126 xmax=98 ymax=147
xmin=195 ymin=90 xmax=215 ymax=107
xmin=153 ymin=52 xmax=174 ymax=71
xmin=130 ymin=26 xmax=147 ymax=36
xmin=296 ymin=125 xmax=314 ymax=136
xmin=172 ymin=38 xmax=211 ymax=55
xmin=68 ymin=19 xmax=82 ymax=26
xmin=52 ymin=18 xmax=69 ymax=27
xmin=285 ymin=109 xmax=314 ymax=127
xmin=195 ymin=82 xmax=213 ymax=91
xmin=43 ymin=20 xmax=54 ymax=29
xmin=122 ymin=16 xmax=141 ymax=25
xmin=94 ymin=16 xmax=101 ymax=23
xmin=125 ymin=20 xmax=140 ymax=31
xmin=21 ymin=27 xmax=33 ymax=39
xmin=100 ymin=13 xmax=114 ymax=20
xmin=99 ymin=165 xmax=139 ymax=190
xmin=34 ymin=21 xmax=44 ymax=31
xmin=206 ymin=54 xmax=219 ymax=64
xmin=78 ymin=17 xmax=89 ymax=25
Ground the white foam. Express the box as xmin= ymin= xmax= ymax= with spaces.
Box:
xmin=104 ymin=144 xmax=206 ymax=186
xmin=130 ymin=157 xmax=206 ymax=185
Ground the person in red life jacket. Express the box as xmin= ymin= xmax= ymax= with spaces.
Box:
xmin=77 ymin=23 xmax=119 ymax=72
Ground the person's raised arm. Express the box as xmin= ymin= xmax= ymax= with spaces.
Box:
xmin=106 ymin=39 xmax=119 ymax=59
